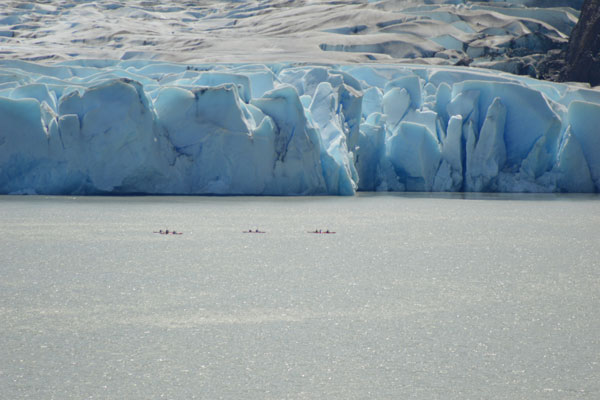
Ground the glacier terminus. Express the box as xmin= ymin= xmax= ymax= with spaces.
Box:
xmin=1 ymin=59 xmax=599 ymax=195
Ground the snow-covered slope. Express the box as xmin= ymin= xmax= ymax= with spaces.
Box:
xmin=1 ymin=60 xmax=599 ymax=194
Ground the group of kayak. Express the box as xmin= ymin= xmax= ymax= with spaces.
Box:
xmin=245 ymin=229 xmax=336 ymax=234
xmin=154 ymin=229 xmax=183 ymax=235
xmin=155 ymin=228 xmax=336 ymax=235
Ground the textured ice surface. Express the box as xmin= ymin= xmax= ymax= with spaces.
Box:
xmin=1 ymin=60 xmax=599 ymax=194
xmin=0 ymin=0 xmax=580 ymax=72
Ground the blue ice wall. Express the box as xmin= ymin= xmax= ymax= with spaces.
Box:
xmin=0 ymin=60 xmax=598 ymax=194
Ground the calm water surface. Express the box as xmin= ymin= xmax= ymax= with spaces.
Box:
xmin=1 ymin=194 xmax=599 ymax=399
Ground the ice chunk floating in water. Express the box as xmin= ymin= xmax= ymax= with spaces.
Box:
xmin=0 ymin=60 xmax=599 ymax=195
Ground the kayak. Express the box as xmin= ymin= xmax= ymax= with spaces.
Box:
xmin=243 ymin=230 xmax=266 ymax=233
xmin=307 ymin=231 xmax=336 ymax=234
xmin=154 ymin=231 xmax=183 ymax=235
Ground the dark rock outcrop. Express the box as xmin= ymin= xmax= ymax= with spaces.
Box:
xmin=561 ymin=0 xmax=600 ymax=86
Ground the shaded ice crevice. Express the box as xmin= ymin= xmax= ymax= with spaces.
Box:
xmin=0 ymin=59 xmax=599 ymax=195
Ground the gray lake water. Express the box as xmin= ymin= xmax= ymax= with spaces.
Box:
xmin=1 ymin=194 xmax=599 ymax=399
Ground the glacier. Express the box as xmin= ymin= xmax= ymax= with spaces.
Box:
xmin=1 ymin=59 xmax=599 ymax=195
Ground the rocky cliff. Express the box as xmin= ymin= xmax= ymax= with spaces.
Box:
xmin=562 ymin=0 xmax=600 ymax=86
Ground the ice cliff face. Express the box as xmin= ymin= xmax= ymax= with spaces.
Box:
xmin=0 ymin=60 xmax=599 ymax=195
